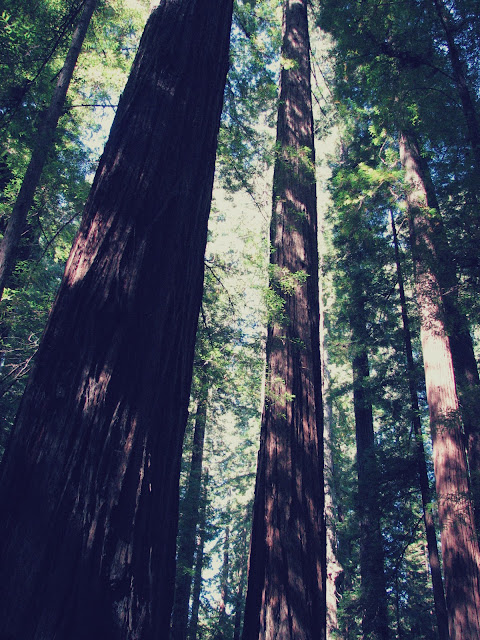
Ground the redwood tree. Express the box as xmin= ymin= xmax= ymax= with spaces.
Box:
xmin=349 ymin=296 xmax=390 ymax=640
xmin=391 ymin=211 xmax=449 ymax=640
xmin=242 ymin=1 xmax=326 ymax=638
xmin=171 ymin=368 xmax=209 ymax=640
xmin=0 ymin=1 xmax=233 ymax=638
xmin=400 ymin=128 xmax=480 ymax=640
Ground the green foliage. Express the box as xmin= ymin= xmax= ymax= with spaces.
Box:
xmin=217 ymin=0 xmax=281 ymax=192
xmin=176 ymin=182 xmax=268 ymax=639
xmin=321 ymin=104 xmax=439 ymax=637
xmin=0 ymin=0 xmax=150 ymax=451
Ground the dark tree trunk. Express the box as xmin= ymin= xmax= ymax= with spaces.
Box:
xmin=0 ymin=2 xmax=233 ymax=639
xmin=242 ymin=1 xmax=326 ymax=638
xmin=431 ymin=0 xmax=480 ymax=173
xmin=391 ymin=211 xmax=449 ymax=640
xmin=349 ymin=298 xmax=390 ymax=640
xmin=187 ymin=475 xmax=209 ymax=640
xmin=0 ymin=0 xmax=98 ymax=301
xmin=400 ymin=129 xmax=480 ymax=640
xmin=233 ymin=517 xmax=249 ymax=640
xmin=172 ymin=370 xmax=209 ymax=640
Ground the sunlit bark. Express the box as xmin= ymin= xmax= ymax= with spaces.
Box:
xmin=0 ymin=2 xmax=233 ymax=638
xmin=391 ymin=211 xmax=449 ymax=640
xmin=400 ymin=129 xmax=480 ymax=640
xmin=242 ymin=1 xmax=326 ymax=638
xmin=399 ymin=128 xmax=480 ymax=535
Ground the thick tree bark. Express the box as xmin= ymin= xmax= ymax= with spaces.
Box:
xmin=242 ymin=2 xmax=326 ymax=638
xmin=400 ymin=129 xmax=480 ymax=640
xmin=349 ymin=299 xmax=390 ymax=640
xmin=0 ymin=0 xmax=98 ymax=301
xmin=0 ymin=2 xmax=233 ymax=639
xmin=187 ymin=474 xmax=209 ymax=640
xmin=391 ymin=211 xmax=449 ymax=640
xmin=399 ymin=129 xmax=480 ymax=535
xmin=171 ymin=371 xmax=209 ymax=640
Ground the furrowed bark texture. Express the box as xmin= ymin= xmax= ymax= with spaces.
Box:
xmin=401 ymin=130 xmax=480 ymax=535
xmin=391 ymin=211 xmax=449 ymax=640
xmin=349 ymin=301 xmax=390 ymax=640
xmin=0 ymin=0 xmax=98 ymax=300
xmin=400 ymin=130 xmax=480 ymax=640
xmin=0 ymin=2 xmax=233 ymax=638
xmin=171 ymin=373 xmax=209 ymax=640
xmin=242 ymin=2 xmax=326 ymax=638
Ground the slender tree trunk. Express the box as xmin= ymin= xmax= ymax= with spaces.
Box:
xmin=0 ymin=0 xmax=98 ymax=301
xmin=320 ymin=269 xmax=342 ymax=640
xmin=399 ymin=128 xmax=480 ymax=535
xmin=0 ymin=2 xmax=233 ymax=638
xmin=431 ymin=0 xmax=480 ymax=173
xmin=349 ymin=298 xmax=390 ymax=640
xmin=391 ymin=210 xmax=449 ymax=640
xmin=233 ymin=518 xmax=249 ymax=640
xmin=400 ymin=129 xmax=480 ymax=640
xmin=242 ymin=2 xmax=326 ymax=639
xmin=218 ymin=525 xmax=230 ymax=637
xmin=188 ymin=474 xmax=209 ymax=640
xmin=172 ymin=369 xmax=209 ymax=640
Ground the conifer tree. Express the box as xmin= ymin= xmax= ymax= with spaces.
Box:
xmin=242 ymin=1 xmax=326 ymax=637
xmin=0 ymin=1 xmax=233 ymax=637
xmin=0 ymin=0 xmax=99 ymax=300
xmin=400 ymin=128 xmax=480 ymax=639
xmin=172 ymin=366 xmax=209 ymax=640
xmin=391 ymin=211 xmax=449 ymax=640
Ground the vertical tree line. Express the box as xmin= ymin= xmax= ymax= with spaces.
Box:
xmin=242 ymin=1 xmax=326 ymax=637
xmin=0 ymin=0 xmax=233 ymax=637
xmin=0 ymin=0 xmax=479 ymax=638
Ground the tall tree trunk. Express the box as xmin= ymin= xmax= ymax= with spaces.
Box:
xmin=0 ymin=2 xmax=233 ymax=638
xmin=391 ymin=210 xmax=449 ymax=640
xmin=218 ymin=525 xmax=231 ymax=637
xmin=0 ymin=0 xmax=98 ymax=301
xmin=233 ymin=516 xmax=249 ymax=640
xmin=399 ymin=128 xmax=480 ymax=535
xmin=400 ymin=129 xmax=480 ymax=640
xmin=431 ymin=0 xmax=480 ymax=173
xmin=172 ymin=368 xmax=209 ymax=640
xmin=188 ymin=474 xmax=209 ymax=640
xmin=320 ymin=268 xmax=342 ymax=640
xmin=242 ymin=1 xmax=326 ymax=638
xmin=349 ymin=298 xmax=390 ymax=640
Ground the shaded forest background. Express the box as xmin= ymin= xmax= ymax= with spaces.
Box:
xmin=0 ymin=0 xmax=479 ymax=638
